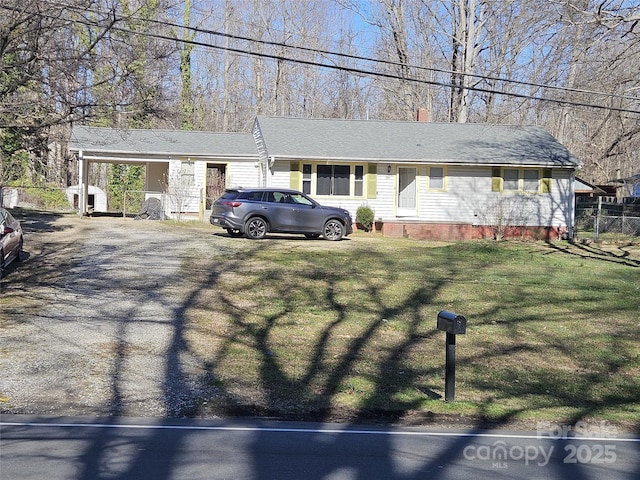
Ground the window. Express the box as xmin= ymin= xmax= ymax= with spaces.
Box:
xmin=180 ymin=161 xmax=195 ymax=186
xmin=317 ymin=165 xmax=350 ymax=196
xmin=354 ymin=165 xmax=364 ymax=196
xmin=302 ymin=164 xmax=312 ymax=194
xmin=503 ymin=169 xmax=519 ymax=190
xmin=493 ymin=168 xmax=546 ymax=193
xmin=289 ymin=192 xmax=314 ymax=206
xmin=523 ymin=170 xmax=539 ymax=192
xmin=429 ymin=167 xmax=444 ymax=190
xmin=295 ymin=163 xmax=367 ymax=197
xmin=238 ymin=190 xmax=265 ymax=201
xmin=0 ymin=210 xmax=9 ymax=227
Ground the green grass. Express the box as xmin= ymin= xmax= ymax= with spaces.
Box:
xmin=183 ymin=234 xmax=640 ymax=430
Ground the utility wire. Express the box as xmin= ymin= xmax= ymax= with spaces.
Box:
xmin=32 ymin=0 xmax=639 ymax=102
xmin=3 ymin=2 xmax=640 ymax=115
xmin=109 ymin=23 xmax=640 ymax=115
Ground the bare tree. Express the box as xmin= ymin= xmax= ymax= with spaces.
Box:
xmin=478 ymin=195 xmax=539 ymax=240
xmin=3 ymin=0 xmax=639 ymax=193
xmin=0 ymin=0 xmax=179 ymax=185
xmin=179 ymin=0 xmax=196 ymax=130
xmin=533 ymin=1 xmax=640 ymax=183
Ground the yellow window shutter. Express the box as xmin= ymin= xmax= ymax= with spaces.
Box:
xmin=542 ymin=168 xmax=552 ymax=193
xmin=290 ymin=161 xmax=301 ymax=190
xmin=491 ymin=167 xmax=502 ymax=192
xmin=366 ymin=163 xmax=377 ymax=199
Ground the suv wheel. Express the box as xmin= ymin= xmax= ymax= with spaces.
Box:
xmin=322 ymin=219 xmax=345 ymax=241
xmin=245 ymin=217 xmax=268 ymax=239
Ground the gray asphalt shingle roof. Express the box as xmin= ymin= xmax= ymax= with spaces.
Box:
xmin=255 ymin=116 xmax=580 ymax=167
xmin=69 ymin=118 xmax=581 ymax=169
xmin=69 ymin=126 xmax=257 ymax=157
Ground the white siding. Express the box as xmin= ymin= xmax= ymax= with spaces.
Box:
xmin=269 ymin=162 xmax=573 ymax=227
xmin=270 ymin=162 xmax=292 ymax=188
xmin=269 ymin=161 xmax=574 ymax=228
xmin=415 ymin=166 xmax=572 ymax=227
xmin=165 ymin=159 xmax=261 ymax=217
xmin=419 ymin=165 xmax=486 ymax=223
xmin=372 ymin=169 xmax=398 ymax=219
xmin=165 ymin=159 xmax=200 ymax=215
xmin=227 ymin=161 xmax=261 ymax=188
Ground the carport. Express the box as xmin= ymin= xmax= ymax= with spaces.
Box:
xmin=68 ymin=126 xmax=260 ymax=218
xmin=69 ymin=127 xmax=174 ymax=217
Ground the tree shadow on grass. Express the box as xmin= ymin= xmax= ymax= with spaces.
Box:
xmin=5 ymin=210 xmax=638 ymax=478
xmin=542 ymin=240 xmax=640 ymax=267
xmin=206 ymin=245 xmax=447 ymax=424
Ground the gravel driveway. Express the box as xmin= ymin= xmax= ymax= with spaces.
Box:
xmin=0 ymin=212 xmax=243 ymax=417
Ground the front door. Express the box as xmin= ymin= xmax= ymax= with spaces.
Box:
xmin=397 ymin=167 xmax=417 ymax=216
xmin=206 ymin=164 xmax=226 ymax=209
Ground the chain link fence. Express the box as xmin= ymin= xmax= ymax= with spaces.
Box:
xmin=1 ymin=186 xmax=211 ymax=222
xmin=576 ymin=201 xmax=640 ymax=239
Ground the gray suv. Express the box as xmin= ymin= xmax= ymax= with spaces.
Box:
xmin=210 ymin=188 xmax=353 ymax=241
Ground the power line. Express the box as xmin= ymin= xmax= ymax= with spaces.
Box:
xmin=108 ymin=23 xmax=640 ymax=115
xmin=3 ymin=2 xmax=640 ymax=115
xmin=172 ymin=16 xmax=639 ymax=103
xmin=38 ymin=0 xmax=639 ymax=103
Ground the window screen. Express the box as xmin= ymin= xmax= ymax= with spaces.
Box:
xmin=302 ymin=164 xmax=312 ymax=194
xmin=503 ymin=169 xmax=519 ymax=190
xmin=429 ymin=167 xmax=444 ymax=189
xmin=354 ymin=165 xmax=364 ymax=196
xmin=523 ymin=170 xmax=539 ymax=191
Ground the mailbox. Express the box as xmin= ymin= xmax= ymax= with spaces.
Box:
xmin=437 ymin=310 xmax=467 ymax=335
xmin=436 ymin=310 xmax=467 ymax=402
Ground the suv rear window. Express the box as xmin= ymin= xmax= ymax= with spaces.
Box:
xmin=219 ymin=191 xmax=240 ymax=200
xmin=237 ymin=191 xmax=264 ymax=201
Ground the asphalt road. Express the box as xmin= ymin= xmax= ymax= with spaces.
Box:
xmin=1 ymin=415 xmax=638 ymax=480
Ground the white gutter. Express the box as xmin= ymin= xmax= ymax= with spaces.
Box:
xmin=76 ymin=154 xmax=258 ymax=163
xmin=267 ymin=156 xmax=577 ymax=169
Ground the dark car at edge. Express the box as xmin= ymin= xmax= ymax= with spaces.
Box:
xmin=0 ymin=207 xmax=23 ymax=278
xmin=210 ymin=188 xmax=353 ymax=241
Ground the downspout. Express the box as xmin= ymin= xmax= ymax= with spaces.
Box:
xmin=569 ymin=170 xmax=576 ymax=239
xmin=266 ymin=156 xmax=275 ymax=187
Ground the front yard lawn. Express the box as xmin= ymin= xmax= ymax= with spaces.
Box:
xmin=183 ymin=233 xmax=640 ymax=432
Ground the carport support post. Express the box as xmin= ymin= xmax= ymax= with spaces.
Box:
xmin=445 ymin=332 xmax=456 ymax=402
xmin=78 ymin=150 xmax=87 ymax=217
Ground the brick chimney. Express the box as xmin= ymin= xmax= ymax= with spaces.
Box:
xmin=416 ymin=108 xmax=429 ymax=122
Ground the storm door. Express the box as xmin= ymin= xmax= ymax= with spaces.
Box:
xmin=397 ymin=167 xmax=417 ymax=216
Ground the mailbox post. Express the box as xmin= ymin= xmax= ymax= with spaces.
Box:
xmin=437 ymin=310 xmax=467 ymax=402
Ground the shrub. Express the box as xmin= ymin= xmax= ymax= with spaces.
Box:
xmin=356 ymin=205 xmax=375 ymax=232
xmin=8 ymin=179 xmax=69 ymax=210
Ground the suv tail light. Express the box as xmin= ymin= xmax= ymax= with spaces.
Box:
xmin=222 ymin=201 xmax=242 ymax=207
